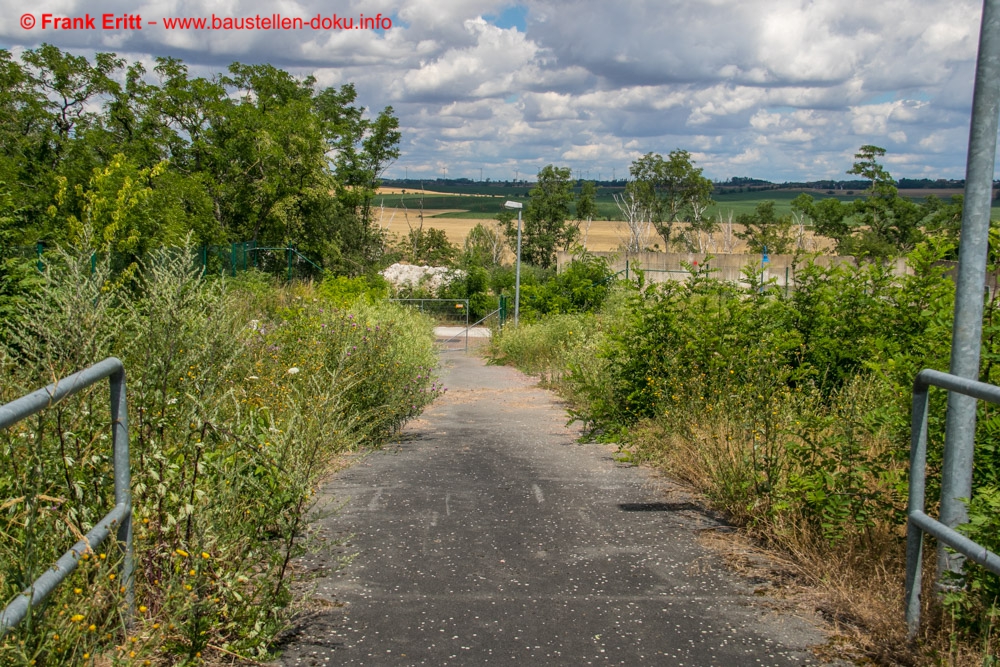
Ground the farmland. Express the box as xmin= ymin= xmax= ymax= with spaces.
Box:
xmin=374 ymin=183 xmax=978 ymax=219
xmin=372 ymin=184 xmax=970 ymax=252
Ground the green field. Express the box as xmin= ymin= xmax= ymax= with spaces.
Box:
xmin=374 ymin=187 xmax=970 ymax=221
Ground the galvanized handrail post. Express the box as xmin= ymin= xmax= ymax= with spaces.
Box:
xmin=904 ymin=373 xmax=932 ymax=636
xmin=940 ymin=0 xmax=1000 ymax=581
xmin=110 ymin=363 xmax=134 ymax=618
xmin=0 ymin=358 xmax=133 ymax=637
xmin=905 ymin=369 xmax=1000 ymax=637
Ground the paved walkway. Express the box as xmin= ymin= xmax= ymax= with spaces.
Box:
xmin=432 ymin=326 xmax=492 ymax=338
xmin=276 ymin=354 xmax=838 ymax=666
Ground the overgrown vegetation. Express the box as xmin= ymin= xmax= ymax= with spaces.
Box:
xmin=491 ymin=240 xmax=1000 ymax=664
xmin=0 ymin=248 xmax=440 ymax=664
xmin=4 ymin=42 xmax=997 ymax=666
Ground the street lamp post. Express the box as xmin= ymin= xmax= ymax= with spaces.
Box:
xmin=504 ymin=200 xmax=523 ymax=326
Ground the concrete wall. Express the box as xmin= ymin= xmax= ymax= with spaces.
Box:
xmin=556 ymin=251 xmax=914 ymax=288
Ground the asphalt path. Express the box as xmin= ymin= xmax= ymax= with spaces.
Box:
xmin=276 ymin=353 xmax=840 ymax=666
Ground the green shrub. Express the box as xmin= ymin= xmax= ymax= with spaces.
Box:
xmin=493 ymin=242 xmax=1000 ymax=657
xmin=316 ymin=273 xmax=390 ymax=307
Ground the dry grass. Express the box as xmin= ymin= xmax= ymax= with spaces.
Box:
xmin=624 ymin=417 xmax=995 ymax=666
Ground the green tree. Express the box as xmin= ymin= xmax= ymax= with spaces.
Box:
xmin=791 ymin=193 xmax=851 ymax=252
xmin=921 ymin=194 xmax=964 ymax=256
xmin=509 ymin=165 xmax=574 ymax=268
xmin=398 ymin=227 xmax=458 ymax=266
xmin=844 ymin=145 xmax=924 ymax=259
xmin=0 ymin=47 xmax=401 ymax=276
xmin=628 ymin=149 xmax=712 ymax=249
xmin=463 ymin=221 xmax=506 ymax=267
xmin=734 ymin=201 xmax=795 ymax=254
xmin=324 ymin=84 xmax=401 ymax=266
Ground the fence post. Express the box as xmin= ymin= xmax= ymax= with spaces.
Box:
xmin=286 ymin=247 xmax=293 ymax=282
xmin=35 ymin=242 xmax=44 ymax=272
xmin=110 ymin=365 xmax=134 ymax=620
xmin=939 ymin=0 xmax=1000 ymax=582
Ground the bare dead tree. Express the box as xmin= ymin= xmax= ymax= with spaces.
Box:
xmin=376 ymin=198 xmax=396 ymax=232
xmin=614 ymin=188 xmax=654 ymax=253
xmin=719 ymin=210 xmax=736 ymax=253
xmin=581 ymin=215 xmax=594 ymax=250
xmin=791 ymin=209 xmax=814 ymax=251
xmin=689 ymin=201 xmax=716 ymax=254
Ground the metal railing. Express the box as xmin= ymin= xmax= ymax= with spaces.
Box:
xmin=389 ymin=298 xmax=471 ymax=352
xmin=904 ymin=368 xmax=1000 ymax=636
xmin=0 ymin=357 xmax=133 ymax=637
xmin=251 ymin=247 xmax=325 ymax=281
xmin=437 ymin=307 xmax=501 ymax=353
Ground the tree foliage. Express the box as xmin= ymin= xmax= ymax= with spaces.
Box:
xmin=0 ymin=45 xmax=400 ymax=274
xmin=627 ymin=150 xmax=713 ymax=249
xmin=794 ymin=146 xmax=935 ymax=260
xmin=506 ymin=165 xmax=574 ymax=268
xmin=734 ymin=201 xmax=796 ymax=254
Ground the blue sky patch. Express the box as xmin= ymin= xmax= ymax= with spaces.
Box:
xmin=485 ymin=5 xmax=528 ymax=32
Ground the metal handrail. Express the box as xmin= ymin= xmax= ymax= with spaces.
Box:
xmin=434 ymin=308 xmax=500 ymax=351
xmin=0 ymin=357 xmax=133 ymax=636
xmin=251 ymin=247 xmax=325 ymax=278
xmin=389 ymin=298 xmax=471 ymax=352
xmin=904 ymin=368 xmax=1000 ymax=637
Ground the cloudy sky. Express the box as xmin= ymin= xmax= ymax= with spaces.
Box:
xmin=0 ymin=0 xmax=990 ymax=182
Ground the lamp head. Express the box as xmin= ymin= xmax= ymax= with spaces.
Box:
xmin=503 ymin=201 xmax=523 ymax=210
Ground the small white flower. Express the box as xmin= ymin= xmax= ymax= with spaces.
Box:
xmin=286 ymin=367 xmax=300 ymax=375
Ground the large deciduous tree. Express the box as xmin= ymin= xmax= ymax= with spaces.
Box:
xmin=845 ymin=145 xmax=923 ymax=259
xmin=627 ymin=149 xmax=713 ymax=250
xmin=507 ymin=165 xmax=574 ymax=268
xmin=0 ymin=46 xmax=402 ymax=275
xmin=794 ymin=146 xmax=927 ymax=260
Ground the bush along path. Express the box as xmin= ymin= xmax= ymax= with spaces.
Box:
xmin=275 ymin=353 xmax=845 ymax=665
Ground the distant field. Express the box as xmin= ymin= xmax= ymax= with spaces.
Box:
xmin=373 ymin=207 xmax=835 ymax=254
xmin=374 ymin=187 xmax=996 ymax=232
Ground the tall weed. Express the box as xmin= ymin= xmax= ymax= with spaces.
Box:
xmin=0 ymin=247 xmax=441 ymax=664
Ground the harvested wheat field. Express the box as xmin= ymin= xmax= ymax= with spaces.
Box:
xmin=373 ymin=207 xmax=834 ymax=254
